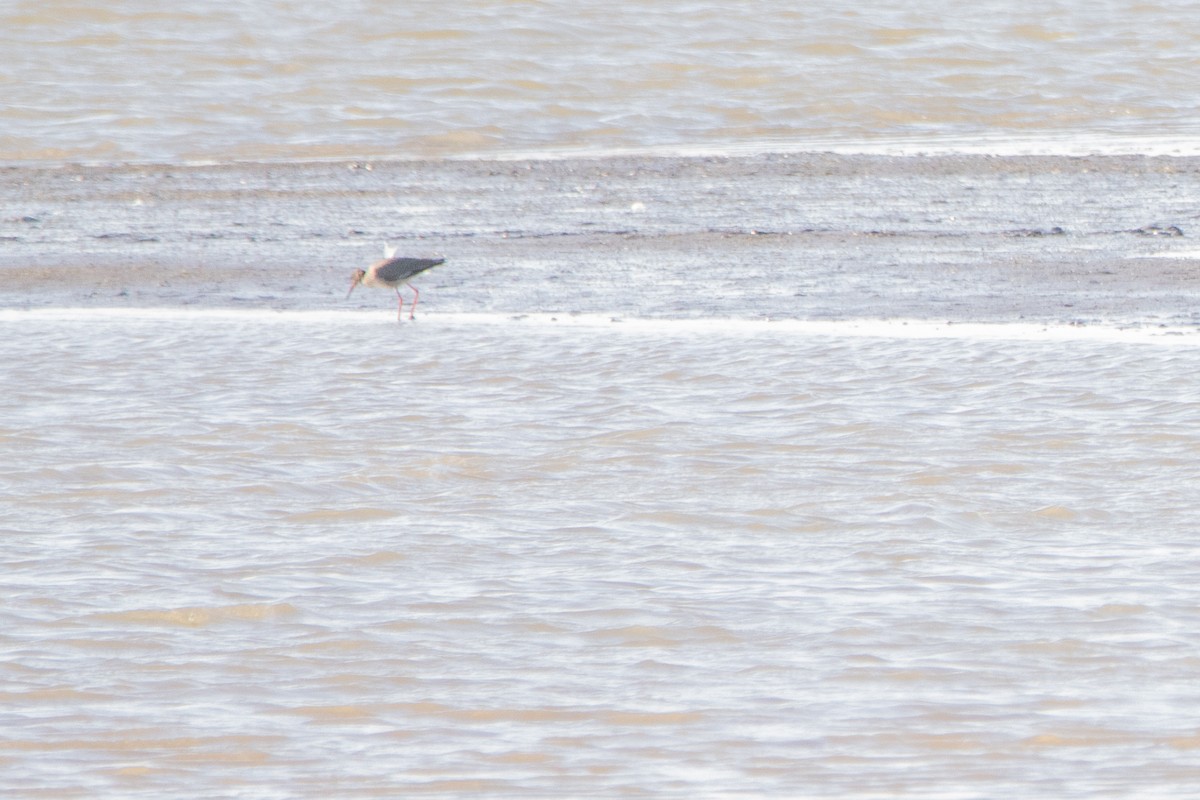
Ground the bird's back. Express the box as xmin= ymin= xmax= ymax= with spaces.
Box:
xmin=374 ymin=256 xmax=445 ymax=283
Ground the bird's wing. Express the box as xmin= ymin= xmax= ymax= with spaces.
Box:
xmin=376 ymin=257 xmax=445 ymax=283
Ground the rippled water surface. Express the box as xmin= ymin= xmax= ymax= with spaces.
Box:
xmin=5 ymin=310 xmax=1200 ymax=797
xmin=6 ymin=0 xmax=1200 ymax=162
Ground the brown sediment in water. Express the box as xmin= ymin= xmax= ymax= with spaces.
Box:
xmin=2 ymin=153 xmax=1199 ymax=324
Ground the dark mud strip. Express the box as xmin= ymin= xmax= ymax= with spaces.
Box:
xmin=3 ymin=153 xmax=1200 ymax=324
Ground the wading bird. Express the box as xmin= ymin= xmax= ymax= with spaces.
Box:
xmin=347 ymin=246 xmax=445 ymax=321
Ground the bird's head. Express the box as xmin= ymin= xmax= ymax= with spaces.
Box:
xmin=346 ymin=268 xmax=367 ymax=298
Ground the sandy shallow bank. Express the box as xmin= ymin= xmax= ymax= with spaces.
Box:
xmin=3 ymin=153 xmax=1200 ymax=325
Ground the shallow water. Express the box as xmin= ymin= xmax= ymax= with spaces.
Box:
xmin=5 ymin=309 xmax=1200 ymax=797
xmin=5 ymin=0 xmax=1200 ymax=163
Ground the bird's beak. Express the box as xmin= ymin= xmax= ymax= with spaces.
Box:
xmin=346 ymin=277 xmax=357 ymax=299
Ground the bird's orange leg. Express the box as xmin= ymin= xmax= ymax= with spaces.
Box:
xmin=395 ymin=287 xmax=404 ymax=321
xmin=408 ymin=284 xmax=419 ymax=320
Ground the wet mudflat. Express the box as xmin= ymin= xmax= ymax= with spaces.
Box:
xmin=3 ymin=153 xmax=1200 ymax=325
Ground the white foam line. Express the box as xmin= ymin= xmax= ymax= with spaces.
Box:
xmin=445 ymin=132 xmax=1200 ymax=161
xmin=486 ymin=313 xmax=1200 ymax=345
xmin=0 ymin=307 xmax=373 ymax=324
xmin=36 ymin=132 xmax=1200 ymax=170
xmin=1146 ymin=249 xmax=1200 ymax=259
xmin=3 ymin=306 xmax=1199 ymax=345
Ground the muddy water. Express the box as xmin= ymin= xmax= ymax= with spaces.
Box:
xmin=3 ymin=306 xmax=1200 ymax=797
xmin=6 ymin=0 xmax=1200 ymax=162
